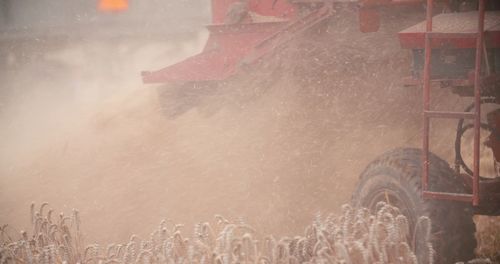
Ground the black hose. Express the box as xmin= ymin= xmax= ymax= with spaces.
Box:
xmin=454 ymin=98 xmax=497 ymax=176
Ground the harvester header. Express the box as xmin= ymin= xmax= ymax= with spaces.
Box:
xmin=140 ymin=0 xmax=436 ymax=86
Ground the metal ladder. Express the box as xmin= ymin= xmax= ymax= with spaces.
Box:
xmin=421 ymin=0 xmax=487 ymax=206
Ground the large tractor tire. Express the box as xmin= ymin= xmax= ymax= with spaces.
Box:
xmin=352 ymin=148 xmax=476 ymax=263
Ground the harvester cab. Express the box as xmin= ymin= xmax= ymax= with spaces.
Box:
xmin=142 ymin=0 xmax=500 ymax=263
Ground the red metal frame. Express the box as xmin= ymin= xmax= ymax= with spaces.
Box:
xmin=421 ymin=0 xmax=487 ymax=206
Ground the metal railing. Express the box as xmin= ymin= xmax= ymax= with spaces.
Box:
xmin=421 ymin=0 xmax=486 ymax=206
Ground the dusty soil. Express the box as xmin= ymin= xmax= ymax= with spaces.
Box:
xmin=0 ymin=7 xmax=496 ymax=252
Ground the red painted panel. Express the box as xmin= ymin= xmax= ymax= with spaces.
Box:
xmin=211 ymin=0 xmax=234 ymax=24
xmin=399 ymin=11 xmax=500 ymax=49
xmin=211 ymin=0 xmax=295 ymax=24
xmin=249 ymin=0 xmax=295 ymax=20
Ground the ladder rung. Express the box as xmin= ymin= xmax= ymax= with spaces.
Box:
xmin=424 ymin=111 xmax=476 ymax=119
xmin=426 ymin=32 xmax=478 ymax=39
xmin=423 ymin=191 xmax=473 ymax=202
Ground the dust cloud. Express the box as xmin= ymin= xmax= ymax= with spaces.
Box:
xmin=0 ymin=7 xmax=480 ymax=246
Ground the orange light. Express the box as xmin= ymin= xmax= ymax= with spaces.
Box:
xmin=98 ymin=0 xmax=128 ymax=12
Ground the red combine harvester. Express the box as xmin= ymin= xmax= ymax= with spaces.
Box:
xmin=143 ymin=0 xmax=500 ymax=262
